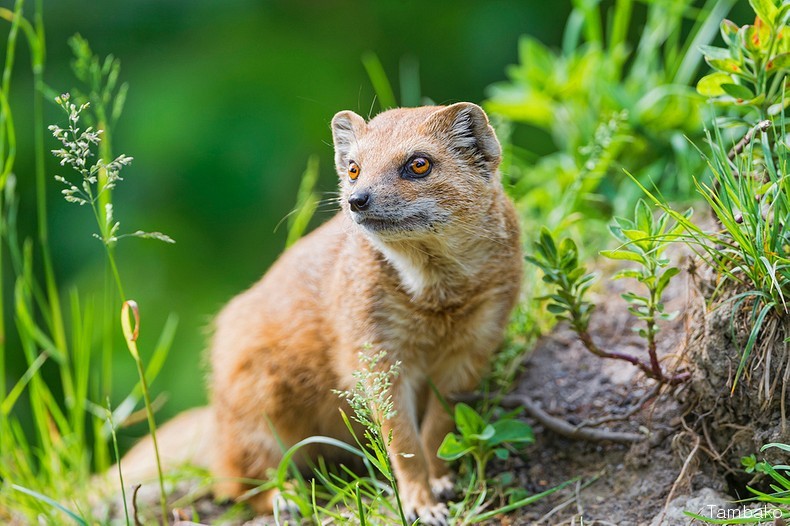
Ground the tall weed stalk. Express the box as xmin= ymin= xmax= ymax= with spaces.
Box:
xmin=0 ymin=5 xmax=175 ymax=524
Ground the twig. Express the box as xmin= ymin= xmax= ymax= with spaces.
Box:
xmin=727 ymin=120 xmax=771 ymax=161
xmin=656 ymin=434 xmax=700 ymax=525
xmin=131 ymin=484 xmax=143 ymax=526
xmin=508 ymin=393 xmax=645 ymax=443
xmin=536 ymin=474 xmax=600 ymax=524
xmin=574 ymin=478 xmax=583 ymax=517
xmin=536 ymin=491 xmax=578 ymax=524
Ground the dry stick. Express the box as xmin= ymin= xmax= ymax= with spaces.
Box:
xmin=131 ymin=484 xmax=143 ymax=526
xmin=657 ymin=434 xmax=700 ymax=525
xmin=506 ymin=394 xmax=645 ymax=443
xmin=727 ymin=120 xmax=772 ymax=162
xmin=535 ymin=473 xmax=601 ymax=524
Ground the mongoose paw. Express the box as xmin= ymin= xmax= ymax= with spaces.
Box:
xmin=405 ymin=501 xmax=449 ymax=526
xmin=430 ymin=475 xmax=455 ymax=502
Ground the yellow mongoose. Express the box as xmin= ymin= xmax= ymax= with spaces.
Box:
xmin=121 ymin=103 xmax=522 ymax=525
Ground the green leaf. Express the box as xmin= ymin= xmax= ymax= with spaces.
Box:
xmin=698 ymin=45 xmax=731 ymax=60
xmin=494 ymin=447 xmax=510 ymax=460
xmin=761 ymin=443 xmax=790 ymax=453
xmin=489 ymin=419 xmax=535 ymax=446
xmin=600 ymin=249 xmax=644 ymax=263
xmin=705 ymin=57 xmax=742 ymax=74
xmin=470 ymin=424 xmax=496 ymax=442
xmin=742 ymin=454 xmax=758 ymax=472
xmin=767 ymin=99 xmax=790 ymax=115
xmin=455 ymin=403 xmax=486 ymax=437
xmin=635 ymin=199 xmax=652 ymax=234
xmin=558 ymin=238 xmax=579 ymax=270
xmin=538 ymin=227 xmax=557 ymax=263
xmin=547 ymin=303 xmax=568 ymax=314
xmin=721 ymin=83 xmax=755 ymax=100
xmin=697 ymin=72 xmax=733 ymax=97
xmin=768 ymin=53 xmax=790 ymax=71
xmin=612 ymin=269 xmax=642 ymax=281
xmin=656 ymin=267 xmax=680 ymax=296
xmin=437 ymin=433 xmax=475 ymax=461
xmin=11 ymin=485 xmax=89 ymax=526
xmin=744 ymin=24 xmax=769 ymax=52
xmin=567 ymin=267 xmax=587 ymax=283
xmin=720 ymin=19 xmax=739 ymax=45
xmin=621 ymin=292 xmax=649 ymax=305
xmin=749 ymin=0 xmax=778 ymax=26
xmin=620 ymin=229 xmax=650 ymax=245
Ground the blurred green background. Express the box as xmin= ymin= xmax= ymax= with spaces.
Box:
xmin=4 ymin=0 xmax=755 ymax=449
xmin=7 ymin=0 xmax=576 ymax=445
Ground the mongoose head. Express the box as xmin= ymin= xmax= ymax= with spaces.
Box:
xmin=331 ymin=103 xmax=502 ymax=241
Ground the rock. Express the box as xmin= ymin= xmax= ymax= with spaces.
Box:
xmin=649 ymin=487 xmax=731 ymax=526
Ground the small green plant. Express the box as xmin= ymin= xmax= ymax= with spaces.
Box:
xmin=437 ymin=402 xmax=534 ymax=522
xmin=527 ymin=198 xmax=690 ymax=385
xmin=602 ymin=199 xmax=692 ymax=381
xmin=685 ymin=443 xmax=790 ymax=524
xmin=438 ymin=403 xmax=534 ymax=489
xmin=334 ymin=351 xmax=409 ymax=525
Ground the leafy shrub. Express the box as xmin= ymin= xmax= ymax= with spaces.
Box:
xmin=487 ymin=0 xmax=736 ymax=236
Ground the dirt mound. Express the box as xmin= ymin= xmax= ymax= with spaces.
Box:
xmin=683 ymin=275 xmax=790 ymax=496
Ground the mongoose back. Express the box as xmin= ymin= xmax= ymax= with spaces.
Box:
xmin=123 ymin=102 xmax=522 ymax=525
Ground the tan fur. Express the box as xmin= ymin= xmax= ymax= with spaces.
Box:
xmin=123 ymin=103 xmax=522 ymax=525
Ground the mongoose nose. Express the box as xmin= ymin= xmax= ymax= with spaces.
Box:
xmin=348 ymin=191 xmax=371 ymax=212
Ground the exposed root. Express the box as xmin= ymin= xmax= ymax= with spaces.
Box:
xmin=454 ymin=392 xmax=645 ymax=444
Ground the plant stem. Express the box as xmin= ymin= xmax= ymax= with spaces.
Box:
xmin=575 ymin=324 xmax=688 ymax=385
xmin=0 ymin=0 xmax=24 ymax=451
xmin=121 ymin=301 xmax=167 ymax=525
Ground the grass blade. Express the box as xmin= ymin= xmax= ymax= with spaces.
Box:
xmin=11 ymin=485 xmax=89 ymax=525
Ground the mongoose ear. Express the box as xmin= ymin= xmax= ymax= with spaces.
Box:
xmin=424 ymin=102 xmax=501 ymax=168
xmin=331 ymin=111 xmax=366 ymax=173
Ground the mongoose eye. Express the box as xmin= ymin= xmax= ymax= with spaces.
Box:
xmin=404 ymin=156 xmax=432 ymax=178
xmin=348 ymin=161 xmax=360 ymax=181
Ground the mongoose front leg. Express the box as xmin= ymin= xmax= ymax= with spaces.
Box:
xmin=419 ymin=392 xmax=456 ymax=501
xmin=382 ymin=379 xmax=449 ymax=526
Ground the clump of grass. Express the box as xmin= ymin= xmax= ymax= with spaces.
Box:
xmin=686 ymin=443 xmax=790 ymax=524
